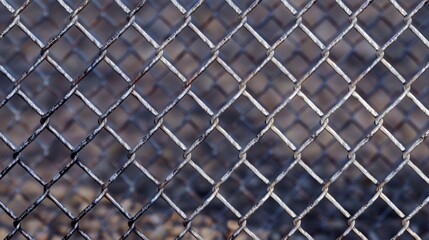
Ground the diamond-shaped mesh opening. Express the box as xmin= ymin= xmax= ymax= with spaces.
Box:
xmin=135 ymin=130 xmax=184 ymax=181
xmin=21 ymin=60 xmax=71 ymax=113
xmin=78 ymin=197 xmax=129 ymax=239
xmin=106 ymin=27 xmax=156 ymax=79
xmin=302 ymin=130 xmax=349 ymax=181
xmin=136 ymin=197 xmax=185 ymax=239
xmin=246 ymin=197 xmax=294 ymax=239
xmin=164 ymin=27 xmax=212 ymax=79
xmin=246 ymin=129 xmax=294 ymax=181
xmin=301 ymin=198 xmax=349 ymax=238
xmin=191 ymin=197 xmax=240 ymax=239
xmin=134 ymin=61 xmax=183 ymax=112
xmin=275 ymin=28 xmax=323 ymax=79
xmin=219 ymin=95 xmax=266 ymax=146
xmin=329 ymin=164 xmax=377 ymax=213
xmin=191 ymin=1 xmax=240 ymax=44
xmin=383 ymin=97 xmax=429 ymax=148
xmin=191 ymin=61 xmax=239 ymax=112
xmin=0 ymin=165 xmax=43 ymax=215
xmin=0 ymin=95 xmax=40 ymax=147
xmin=356 ymin=63 xmax=404 ymax=113
xmin=274 ymin=96 xmax=320 ymax=147
xmin=192 ymin=129 xmax=238 ymax=181
xmin=164 ymin=164 xmax=213 ymax=215
xmin=78 ymin=1 xmax=129 ymax=45
xmin=302 ymin=0 xmax=350 ymax=45
xmin=357 ymin=0 xmax=406 ymax=46
xmin=219 ymin=165 xmax=267 ymax=215
xmin=164 ymin=95 xmax=211 ymax=147
xmin=247 ymin=61 xmax=294 ymax=112
xmin=49 ymin=26 xmax=99 ymax=79
xmin=0 ymin=26 xmax=40 ymax=79
xmin=383 ymin=165 xmax=429 ymax=215
xmin=50 ymin=164 xmax=101 ymax=216
xmin=78 ymin=129 xmax=129 ymax=182
xmin=247 ymin=0 xmax=295 ymax=45
xmin=134 ymin=0 xmax=185 ymax=44
xmin=20 ymin=198 xmax=70 ymax=239
xmin=330 ymin=28 xmax=378 ymax=80
xmin=78 ymin=60 xmax=128 ymax=113
xmin=274 ymin=165 xmax=322 ymax=214
xmin=302 ymin=62 xmax=349 ymax=113
xmin=219 ymin=27 xmax=267 ymax=79
xmin=385 ymin=29 xmax=429 ymax=79
xmin=356 ymin=130 xmax=403 ymax=182
xmin=108 ymin=163 xmax=157 ymax=216
xmin=354 ymin=197 xmax=403 ymax=239
xmin=20 ymin=130 xmax=69 ymax=181
xmin=107 ymin=95 xmax=155 ymax=148
xmin=329 ymin=96 xmax=375 ymax=147
xmin=20 ymin=0 xmax=69 ymax=44
xmin=50 ymin=94 xmax=99 ymax=147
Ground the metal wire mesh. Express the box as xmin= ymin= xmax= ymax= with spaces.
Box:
xmin=0 ymin=0 xmax=429 ymax=239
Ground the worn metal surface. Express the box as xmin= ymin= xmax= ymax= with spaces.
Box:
xmin=0 ymin=0 xmax=429 ymax=239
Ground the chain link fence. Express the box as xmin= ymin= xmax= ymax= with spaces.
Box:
xmin=0 ymin=0 xmax=429 ymax=239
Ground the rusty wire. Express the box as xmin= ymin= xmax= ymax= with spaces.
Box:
xmin=0 ymin=0 xmax=429 ymax=239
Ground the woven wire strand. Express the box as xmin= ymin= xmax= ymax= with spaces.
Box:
xmin=0 ymin=0 xmax=429 ymax=239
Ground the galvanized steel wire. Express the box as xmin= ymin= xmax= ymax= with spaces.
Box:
xmin=0 ymin=0 xmax=429 ymax=239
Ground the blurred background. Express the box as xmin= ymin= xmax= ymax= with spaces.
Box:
xmin=0 ymin=0 xmax=429 ymax=239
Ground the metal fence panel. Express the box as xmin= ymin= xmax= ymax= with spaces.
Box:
xmin=0 ymin=0 xmax=429 ymax=239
